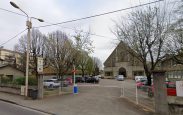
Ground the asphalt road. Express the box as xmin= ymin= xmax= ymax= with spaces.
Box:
xmin=0 ymin=100 xmax=48 ymax=115
xmin=95 ymin=79 xmax=154 ymax=110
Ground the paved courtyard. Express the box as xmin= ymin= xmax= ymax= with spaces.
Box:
xmin=0 ymin=79 xmax=154 ymax=115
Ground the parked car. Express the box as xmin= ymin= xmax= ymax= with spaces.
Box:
xmin=116 ymin=75 xmax=124 ymax=81
xmin=136 ymin=80 xmax=148 ymax=88
xmin=94 ymin=75 xmax=100 ymax=81
xmin=57 ymin=78 xmax=70 ymax=87
xmin=148 ymin=82 xmax=176 ymax=97
xmin=65 ymin=77 xmax=72 ymax=85
xmin=43 ymin=79 xmax=60 ymax=88
xmin=135 ymin=76 xmax=147 ymax=82
xmin=86 ymin=76 xmax=99 ymax=83
xmin=75 ymin=76 xmax=85 ymax=83
xmin=96 ymin=75 xmax=102 ymax=79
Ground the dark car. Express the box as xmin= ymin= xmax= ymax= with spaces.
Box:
xmin=86 ymin=76 xmax=99 ymax=83
xmin=75 ymin=77 xmax=85 ymax=83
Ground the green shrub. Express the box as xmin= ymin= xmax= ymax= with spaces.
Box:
xmin=13 ymin=77 xmax=37 ymax=86
xmin=28 ymin=77 xmax=37 ymax=85
xmin=14 ymin=77 xmax=24 ymax=85
xmin=1 ymin=77 xmax=11 ymax=84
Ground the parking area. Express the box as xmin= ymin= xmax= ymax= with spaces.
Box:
xmin=42 ymin=78 xmax=155 ymax=111
xmin=0 ymin=79 xmax=154 ymax=115
xmin=78 ymin=79 xmax=154 ymax=111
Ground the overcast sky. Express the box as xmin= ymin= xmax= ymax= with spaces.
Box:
xmin=0 ymin=0 xmax=168 ymax=64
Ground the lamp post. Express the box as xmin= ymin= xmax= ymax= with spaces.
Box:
xmin=10 ymin=1 xmax=44 ymax=97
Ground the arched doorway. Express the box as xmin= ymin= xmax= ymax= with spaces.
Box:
xmin=118 ymin=67 xmax=127 ymax=77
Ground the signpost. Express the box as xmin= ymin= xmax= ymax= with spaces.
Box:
xmin=37 ymin=57 xmax=44 ymax=99
xmin=37 ymin=57 xmax=43 ymax=73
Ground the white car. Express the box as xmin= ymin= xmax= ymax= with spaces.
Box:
xmin=135 ymin=76 xmax=147 ymax=82
xmin=116 ymin=75 xmax=124 ymax=81
xmin=43 ymin=79 xmax=60 ymax=88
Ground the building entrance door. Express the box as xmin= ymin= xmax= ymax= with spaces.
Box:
xmin=118 ymin=67 xmax=126 ymax=77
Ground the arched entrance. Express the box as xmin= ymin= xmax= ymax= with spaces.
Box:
xmin=118 ymin=67 xmax=127 ymax=77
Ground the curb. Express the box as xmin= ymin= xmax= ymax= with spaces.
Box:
xmin=0 ymin=98 xmax=55 ymax=115
xmin=120 ymin=96 xmax=155 ymax=112
xmin=0 ymin=98 xmax=17 ymax=105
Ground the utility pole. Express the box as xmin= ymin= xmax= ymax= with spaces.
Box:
xmin=10 ymin=1 xmax=44 ymax=98
xmin=25 ymin=20 xmax=31 ymax=97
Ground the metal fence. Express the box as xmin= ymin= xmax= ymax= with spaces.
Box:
xmin=120 ymin=80 xmax=155 ymax=111
xmin=43 ymin=85 xmax=73 ymax=97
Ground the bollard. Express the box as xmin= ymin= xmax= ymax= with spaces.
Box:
xmin=73 ymin=84 xmax=78 ymax=94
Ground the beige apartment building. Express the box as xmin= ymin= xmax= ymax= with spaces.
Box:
xmin=0 ymin=48 xmax=21 ymax=65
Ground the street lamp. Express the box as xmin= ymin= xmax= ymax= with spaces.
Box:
xmin=10 ymin=1 xmax=44 ymax=97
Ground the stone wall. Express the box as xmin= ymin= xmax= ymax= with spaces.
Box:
xmin=168 ymin=96 xmax=183 ymax=115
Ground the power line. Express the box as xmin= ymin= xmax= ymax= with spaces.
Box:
xmin=0 ymin=29 xmax=27 ymax=47
xmin=0 ymin=0 xmax=163 ymax=39
xmin=0 ymin=0 xmax=163 ymax=44
xmin=35 ymin=0 xmax=164 ymax=28
xmin=41 ymin=22 xmax=114 ymax=39
xmin=0 ymin=7 xmax=26 ymax=17
xmin=0 ymin=7 xmax=114 ymax=39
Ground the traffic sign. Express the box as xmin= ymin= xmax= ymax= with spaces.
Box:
xmin=37 ymin=57 xmax=43 ymax=73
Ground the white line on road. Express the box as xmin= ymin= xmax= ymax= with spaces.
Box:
xmin=78 ymin=84 xmax=120 ymax=88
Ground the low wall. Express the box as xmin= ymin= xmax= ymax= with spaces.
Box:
xmin=168 ymin=96 xmax=183 ymax=115
xmin=0 ymin=86 xmax=20 ymax=95
xmin=0 ymin=84 xmax=37 ymax=95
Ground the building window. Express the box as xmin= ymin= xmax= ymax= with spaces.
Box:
xmin=105 ymin=72 xmax=113 ymax=76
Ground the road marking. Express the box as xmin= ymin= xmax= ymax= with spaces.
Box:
xmin=78 ymin=84 xmax=120 ymax=88
xmin=100 ymin=85 xmax=119 ymax=88
xmin=78 ymin=84 xmax=100 ymax=87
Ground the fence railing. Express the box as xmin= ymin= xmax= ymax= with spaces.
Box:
xmin=120 ymin=80 xmax=155 ymax=111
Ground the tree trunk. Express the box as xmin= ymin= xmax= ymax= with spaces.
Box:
xmin=147 ymin=75 xmax=152 ymax=86
xmin=153 ymin=71 xmax=168 ymax=115
xmin=144 ymin=65 xmax=152 ymax=86
xmin=82 ymin=69 xmax=85 ymax=77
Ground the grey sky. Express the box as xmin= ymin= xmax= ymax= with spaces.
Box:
xmin=0 ymin=0 xmax=168 ymax=64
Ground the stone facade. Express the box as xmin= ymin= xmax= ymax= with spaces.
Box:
xmin=161 ymin=56 xmax=183 ymax=81
xmin=104 ymin=42 xmax=144 ymax=79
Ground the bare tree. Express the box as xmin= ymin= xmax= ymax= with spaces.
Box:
xmin=85 ymin=56 xmax=94 ymax=75
xmin=167 ymin=25 xmax=183 ymax=64
xmin=73 ymin=30 xmax=94 ymax=77
xmin=14 ymin=29 xmax=45 ymax=76
xmin=114 ymin=6 xmax=170 ymax=85
xmin=167 ymin=0 xmax=183 ymax=64
xmin=45 ymin=31 xmax=74 ymax=81
xmin=92 ymin=57 xmax=102 ymax=75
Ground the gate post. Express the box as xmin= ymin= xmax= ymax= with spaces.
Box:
xmin=153 ymin=70 xmax=168 ymax=115
xmin=38 ymin=75 xmax=44 ymax=99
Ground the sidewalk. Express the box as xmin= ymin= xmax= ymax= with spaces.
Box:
xmin=0 ymin=92 xmax=56 ymax=114
xmin=0 ymin=86 xmax=154 ymax=115
xmin=0 ymin=91 xmax=81 ymax=115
